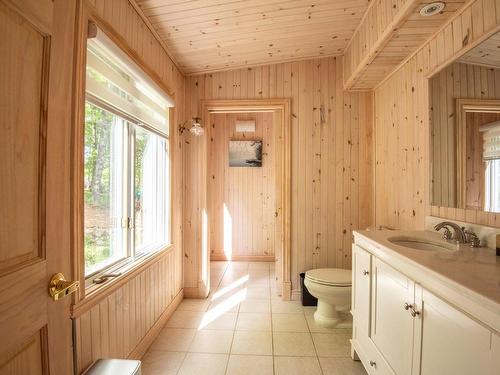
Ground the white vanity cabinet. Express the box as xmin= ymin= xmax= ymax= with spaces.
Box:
xmin=352 ymin=243 xmax=499 ymax=375
xmin=419 ymin=288 xmax=492 ymax=375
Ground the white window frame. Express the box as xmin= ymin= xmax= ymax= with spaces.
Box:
xmin=84 ymin=99 xmax=171 ymax=286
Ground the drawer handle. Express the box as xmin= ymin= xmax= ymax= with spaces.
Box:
xmin=410 ymin=307 xmax=420 ymax=317
xmin=369 ymin=360 xmax=376 ymax=367
xmin=363 ymin=270 xmax=369 ymax=275
xmin=403 ymin=302 xmax=412 ymax=310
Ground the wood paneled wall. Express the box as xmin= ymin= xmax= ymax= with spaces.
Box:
xmin=73 ymin=1 xmax=186 ymax=372
xmin=374 ymin=0 xmax=500 ymax=230
xmin=208 ymin=112 xmax=276 ymax=261
xmin=183 ymin=57 xmax=374 ymax=293
xmin=74 ymin=250 xmax=182 ymax=373
xmin=430 ymin=62 xmax=500 ymax=209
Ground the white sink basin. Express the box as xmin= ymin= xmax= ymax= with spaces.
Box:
xmin=388 ymin=236 xmax=457 ymax=252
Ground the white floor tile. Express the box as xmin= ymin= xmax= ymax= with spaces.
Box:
xmin=141 ymin=351 xmax=186 ymax=375
xmin=236 ymin=312 xmax=272 ymax=331
xmin=231 ymin=331 xmax=273 ymax=355
xmin=273 ymin=332 xmax=317 ymax=356
xmin=178 ymin=353 xmax=228 ymax=375
xmin=319 ymin=357 xmax=368 ymax=375
xmin=272 ymin=313 xmax=309 ymax=332
xmin=189 ymin=330 xmax=234 ymax=354
xmin=312 ymin=332 xmax=352 ymax=357
xmin=226 ymin=355 xmax=273 ymax=375
xmin=149 ymin=328 xmax=196 ymax=352
xmin=239 ymin=299 xmax=271 ymax=313
xmin=274 ymin=356 xmax=323 ymax=375
xmin=271 ymin=299 xmax=304 ymax=314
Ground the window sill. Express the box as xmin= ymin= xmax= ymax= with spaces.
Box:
xmin=71 ymin=243 xmax=174 ymax=318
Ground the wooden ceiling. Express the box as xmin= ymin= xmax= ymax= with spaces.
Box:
xmin=135 ymin=0 xmax=371 ymax=74
xmin=458 ymin=31 xmax=500 ymax=70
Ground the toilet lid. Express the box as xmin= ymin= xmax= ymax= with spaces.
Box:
xmin=305 ymin=268 xmax=351 ymax=286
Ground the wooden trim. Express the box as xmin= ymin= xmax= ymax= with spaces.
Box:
xmin=72 ymin=1 xmax=178 ymax=304
xmin=455 ymin=99 xmax=500 ymax=208
xmin=127 ymin=289 xmax=183 ymax=360
xmin=71 ymin=245 xmax=175 ymax=318
xmin=183 ymin=287 xmax=202 ymax=298
xmin=200 ymin=99 xmax=292 ymax=300
xmin=375 ymin=3 xmax=500 ymax=90
xmin=344 ymin=0 xmax=421 ymax=89
xmin=210 ymin=255 xmax=276 ymax=262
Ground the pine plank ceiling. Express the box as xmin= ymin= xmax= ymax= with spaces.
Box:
xmin=458 ymin=31 xmax=500 ymax=70
xmin=135 ymin=0 xmax=371 ymax=74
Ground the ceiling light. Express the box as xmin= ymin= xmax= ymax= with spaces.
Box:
xmin=420 ymin=2 xmax=445 ymax=16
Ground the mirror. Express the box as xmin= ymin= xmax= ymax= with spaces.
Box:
xmin=430 ymin=31 xmax=500 ymax=213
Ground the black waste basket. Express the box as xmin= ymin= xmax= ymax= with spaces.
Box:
xmin=300 ymin=272 xmax=318 ymax=306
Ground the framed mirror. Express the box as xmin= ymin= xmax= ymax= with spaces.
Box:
xmin=430 ymin=31 xmax=500 ymax=213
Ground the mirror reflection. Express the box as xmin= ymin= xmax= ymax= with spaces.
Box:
xmin=430 ymin=31 xmax=500 ymax=213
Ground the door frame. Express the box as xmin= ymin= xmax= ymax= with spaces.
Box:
xmin=456 ymin=98 xmax=500 ymax=208
xmin=199 ymin=99 xmax=292 ymax=300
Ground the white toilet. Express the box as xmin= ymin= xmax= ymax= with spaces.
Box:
xmin=304 ymin=268 xmax=352 ymax=328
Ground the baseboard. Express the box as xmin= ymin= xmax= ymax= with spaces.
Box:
xmin=128 ymin=289 xmax=183 ymax=360
xmin=210 ymin=254 xmax=276 ymax=262
xmin=282 ymin=281 xmax=292 ymax=300
xmin=183 ymin=286 xmax=201 ymax=298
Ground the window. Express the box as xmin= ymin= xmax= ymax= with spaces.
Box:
xmin=485 ymin=159 xmax=500 ymax=212
xmin=83 ymin=28 xmax=173 ymax=279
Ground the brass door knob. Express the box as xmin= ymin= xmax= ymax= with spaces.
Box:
xmin=48 ymin=273 xmax=79 ymax=301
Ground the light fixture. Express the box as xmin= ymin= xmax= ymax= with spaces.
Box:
xmin=420 ymin=2 xmax=445 ymax=16
xmin=179 ymin=117 xmax=204 ymax=136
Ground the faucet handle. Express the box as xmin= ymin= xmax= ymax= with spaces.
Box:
xmin=436 ymin=225 xmax=453 ymax=240
xmin=464 ymin=229 xmax=481 ymax=248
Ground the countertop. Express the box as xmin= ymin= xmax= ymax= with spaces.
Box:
xmin=353 ymin=229 xmax=500 ymax=326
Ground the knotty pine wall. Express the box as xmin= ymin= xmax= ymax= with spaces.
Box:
xmin=430 ymin=62 xmax=500 ymax=209
xmin=74 ymin=1 xmax=185 ymax=372
xmin=374 ymin=0 xmax=500 ymax=230
xmin=209 ymin=112 xmax=276 ymax=261
xmin=183 ymin=57 xmax=374 ymax=293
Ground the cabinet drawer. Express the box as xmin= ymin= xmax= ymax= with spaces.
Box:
xmin=357 ymin=337 xmax=396 ymax=375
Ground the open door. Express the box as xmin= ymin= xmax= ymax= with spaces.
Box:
xmin=0 ymin=0 xmax=76 ymax=374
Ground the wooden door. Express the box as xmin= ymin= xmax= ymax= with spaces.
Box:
xmin=371 ymin=258 xmax=415 ymax=375
xmin=0 ymin=0 xmax=76 ymax=374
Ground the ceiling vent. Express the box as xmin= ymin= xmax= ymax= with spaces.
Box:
xmin=420 ymin=2 xmax=445 ymax=16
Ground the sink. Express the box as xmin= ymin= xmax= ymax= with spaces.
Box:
xmin=388 ymin=236 xmax=458 ymax=252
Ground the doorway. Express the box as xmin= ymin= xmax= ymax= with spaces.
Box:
xmin=201 ymin=100 xmax=291 ymax=300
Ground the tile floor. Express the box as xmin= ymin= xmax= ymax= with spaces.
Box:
xmin=142 ymin=261 xmax=367 ymax=375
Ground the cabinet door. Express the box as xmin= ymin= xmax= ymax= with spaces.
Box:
xmin=371 ymin=258 xmax=415 ymax=375
xmin=420 ymin=288 xmax=492 ymax=375
xmin=352 ymin=245 xmax=371 ymax=339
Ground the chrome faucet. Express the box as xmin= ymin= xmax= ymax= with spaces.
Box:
xmin=434 ymin=222 xmax=467 ymax=243
xmin=434 ymin=221 xmax=481 ymax=247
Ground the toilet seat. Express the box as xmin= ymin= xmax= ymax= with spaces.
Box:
xmin=305 ymin=268 xmax=351 ymax=287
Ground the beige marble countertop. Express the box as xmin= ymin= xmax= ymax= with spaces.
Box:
xmin=353 ymin=229 xmax=500 ymax=321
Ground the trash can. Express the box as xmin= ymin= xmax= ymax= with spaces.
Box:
xmin=85 ymin=359 xmax=141 ymax=375
xmin=300 ymin=272 xmax=318 ymax=306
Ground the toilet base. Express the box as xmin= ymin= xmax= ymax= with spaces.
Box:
xmin=313 ymin=300 xmax=352 ymax=329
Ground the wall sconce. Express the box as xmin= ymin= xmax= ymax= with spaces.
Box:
xmin=179 ymin=117 xmax=204 ymax=136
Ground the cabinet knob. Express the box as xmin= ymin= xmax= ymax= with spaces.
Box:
xmin=369 ymin=360 xmax=376 ymax=367
xmin=410 ymin=307 xmax=420 ymax=317
xmin=403 ymin=302 xmax=412 ymax=310
xmin=363 ymin=270 xmax=369 ymax=275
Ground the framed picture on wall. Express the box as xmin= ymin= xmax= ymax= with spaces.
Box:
xmin=229 ymin=140 xmax=262 ymax=167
